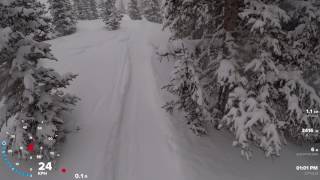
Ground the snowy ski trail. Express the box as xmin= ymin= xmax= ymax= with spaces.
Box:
xmin=96 ymin=22 xmax=183 ymax=180
xmin=52 ymin=18 xmax=185 ymax=180
xmin=52 ymin=18 xmax=183 ymax=180
xmin=0 ymin=17 xmax=183 ymax=180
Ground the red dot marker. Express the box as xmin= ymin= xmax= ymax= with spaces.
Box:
xmin=60 ymin=168 xmax=67 ymax=174
xmin=27 ymin=143 xmax=35 ymax=153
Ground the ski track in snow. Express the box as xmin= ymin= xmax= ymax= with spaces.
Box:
xmin=119 ymin=27 xmax=182 ymax=180
xmin=92 ymin=33 xmax=133 ymax=180
xmin=93 ymin=20 xmax=184 ymax=180
xmin=66 ymin=19 xmax=185 ymax=180
xmin=0 ymin=18 xmax=183 ymax=180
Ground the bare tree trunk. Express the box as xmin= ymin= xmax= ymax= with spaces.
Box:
xmin=224 ymin=0 xmax=240 ymax=31
xmin=217 ymin=0 xmax=241 ymax=119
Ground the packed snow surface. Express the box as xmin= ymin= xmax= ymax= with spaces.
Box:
xmin=0 ymin=17 xmax=319 ymax=180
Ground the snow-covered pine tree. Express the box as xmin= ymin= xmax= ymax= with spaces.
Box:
xmin=162 ymin=0 xmax=320 ymax=158
xmin=88 ymin=0 xmax=99 ymax=20
xmin=0 ymin=0 xmax=79 ymax=160
xmin=73 ymin=0 xmax=81 ymax=19
xmin=74 ymin=0 xmax=92 ymax=20
xmin=142 ymin=0 xmax=162 ymax=23
xmin=118 ymin=0 xmax=126 ymax=14
xmin=97 ymin=0 xmax=105 ymax=18
xmin=162 ymin=44 xmax=209 ymax=135
xmin=3 ymin=0 xmax=53 ymax=41
xmin=162 ymin=0 xmax=224 ymax=132
xmin=73 ymin=0 xmax=85 ymax=19
xmin=48 ymin=0 xmax=77 ymax=36
xmin=281 ymin=0 xmax=320 ymax=142
xmin=101 ymin=0 xmax=122 ymax=30
xmin=128 ymin=0 xmax=142 ymax=20
xmin=230 ymin=0 xmax=320 ymax=157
